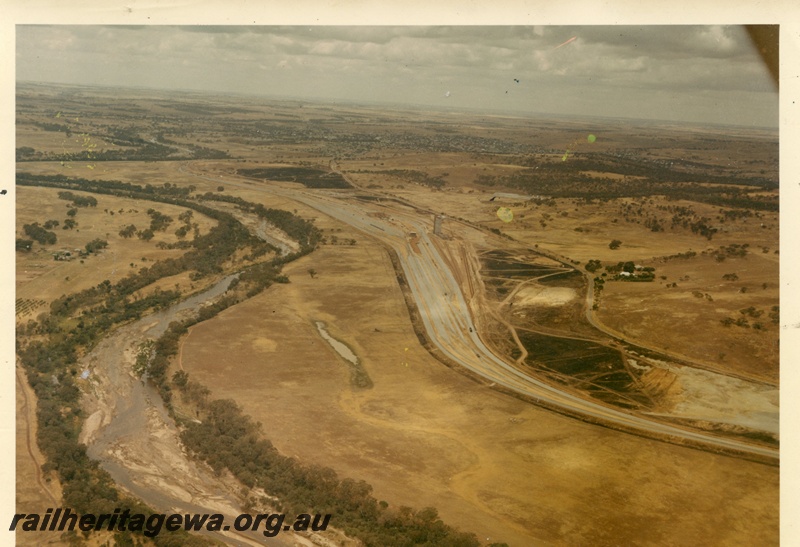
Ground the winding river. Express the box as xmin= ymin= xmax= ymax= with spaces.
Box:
xmin=81 ymin=274 xmax=296 ymax=546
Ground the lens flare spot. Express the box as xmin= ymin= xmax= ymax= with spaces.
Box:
xmin=496 ymin=207 xmax=514 ymax=223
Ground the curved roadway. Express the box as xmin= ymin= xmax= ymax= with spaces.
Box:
xmin=182 ymin=165 xmax=779 ymax=461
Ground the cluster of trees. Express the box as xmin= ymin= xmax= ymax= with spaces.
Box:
xmin=770 ymin=305 xmax=780 ymax=324
xmin=16 ymin=238 xmax=33 ymax=252
xmin=139 ymin=228 xmax=155 ymax=242
xmin=23 ymin=223 xmax=57 ymax=245
xmin=358 ymin=169 xmax=447 ymax=189
xmin=198 ymin=192 xmax=322 ymax=250
xmin=661 ymin=250 xmax=696 ymax=261
xmin=174 ymin=209 xmax=195 ymax=239
xmin=592 ymin=276 xmax=605 ymax=304
xmin=585 ymin=259 xmax=602 ymax=273
xmin=234 ymin=261 xmax=288 ymax=298
xmin=720 ymin=307 xmax=777 ymax=331
xmin=19 ymin=139 xmax=229 ymax=164
xmin=615 ymin=201 xmax=666 ymax=234
xmin=237 ymin=167 xmax=351 ymax=189
xmin=18 ymin=172 xmax=196 ymax=199
xmin=643 ymin=216 xmax=664 ymax=232
xmin=16 ymin=146 xmax=37 ymax=160
xmin=720 ymin=316 xmax=757 ymax=329
xmin=710 ymin=244 xmax=749 ymax=262
xmin=58 ymin=191 xmax=98 ymax=208
xmin=84 ymin=238 xmax=108 ymax=254
xmin=147 ymin=208 xmax=173 ymax=232
xmin=30 ymin=121 xmax=72 ymax=133
xmin=119 ymin=224 xmax=137 ymax=238
xmin=688 ymin=219 xmax=717 ymax=240
xmin=719 ymin=208 xmax=753 ymax=221
xmin=657 ymin=203 xmax=696 ymax=218
xmin=182 ymin=143 xmax=231 ymax=160
xmin=106 ymin=127 xmax=149 ymax=146
xmin=692 ymin=291 xmax=714 ymax=301
xmin=475 ymin=154 xmax=778 ymax=212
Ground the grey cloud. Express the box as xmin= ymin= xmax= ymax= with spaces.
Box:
xmin=549 ymin=25 xmax=755 ymax=60
xmin=15 ymin=24 xmax=777 ymax=127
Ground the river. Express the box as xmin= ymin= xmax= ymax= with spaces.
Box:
xmin=80 ymin=274 xmax=300 ymax=546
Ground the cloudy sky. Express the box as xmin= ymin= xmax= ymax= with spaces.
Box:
xmin=16 ymin=25 xmax=778 ymax=127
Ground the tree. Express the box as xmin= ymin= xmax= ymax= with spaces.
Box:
xmin=137 ymin=229 xmax=155 ymax=241
xmin=85 ymin=239 xmax=108 ymax=254
xmin=609 ymin=239 xmax=622 ymax=250
xmin=172 ymin=370 xmax=189 ymax=388
xmin=16 ymin=146 xmax=35 ymax=160
xmin=16 ymin=238 xmax=33 ymax=252
xmin=308 ymin=268 xmax=317 ymax=278
xmin=585 ymin=259 xmax=602 ymax=273
xmin=119 ymin=224 xmax=137 ymax=238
